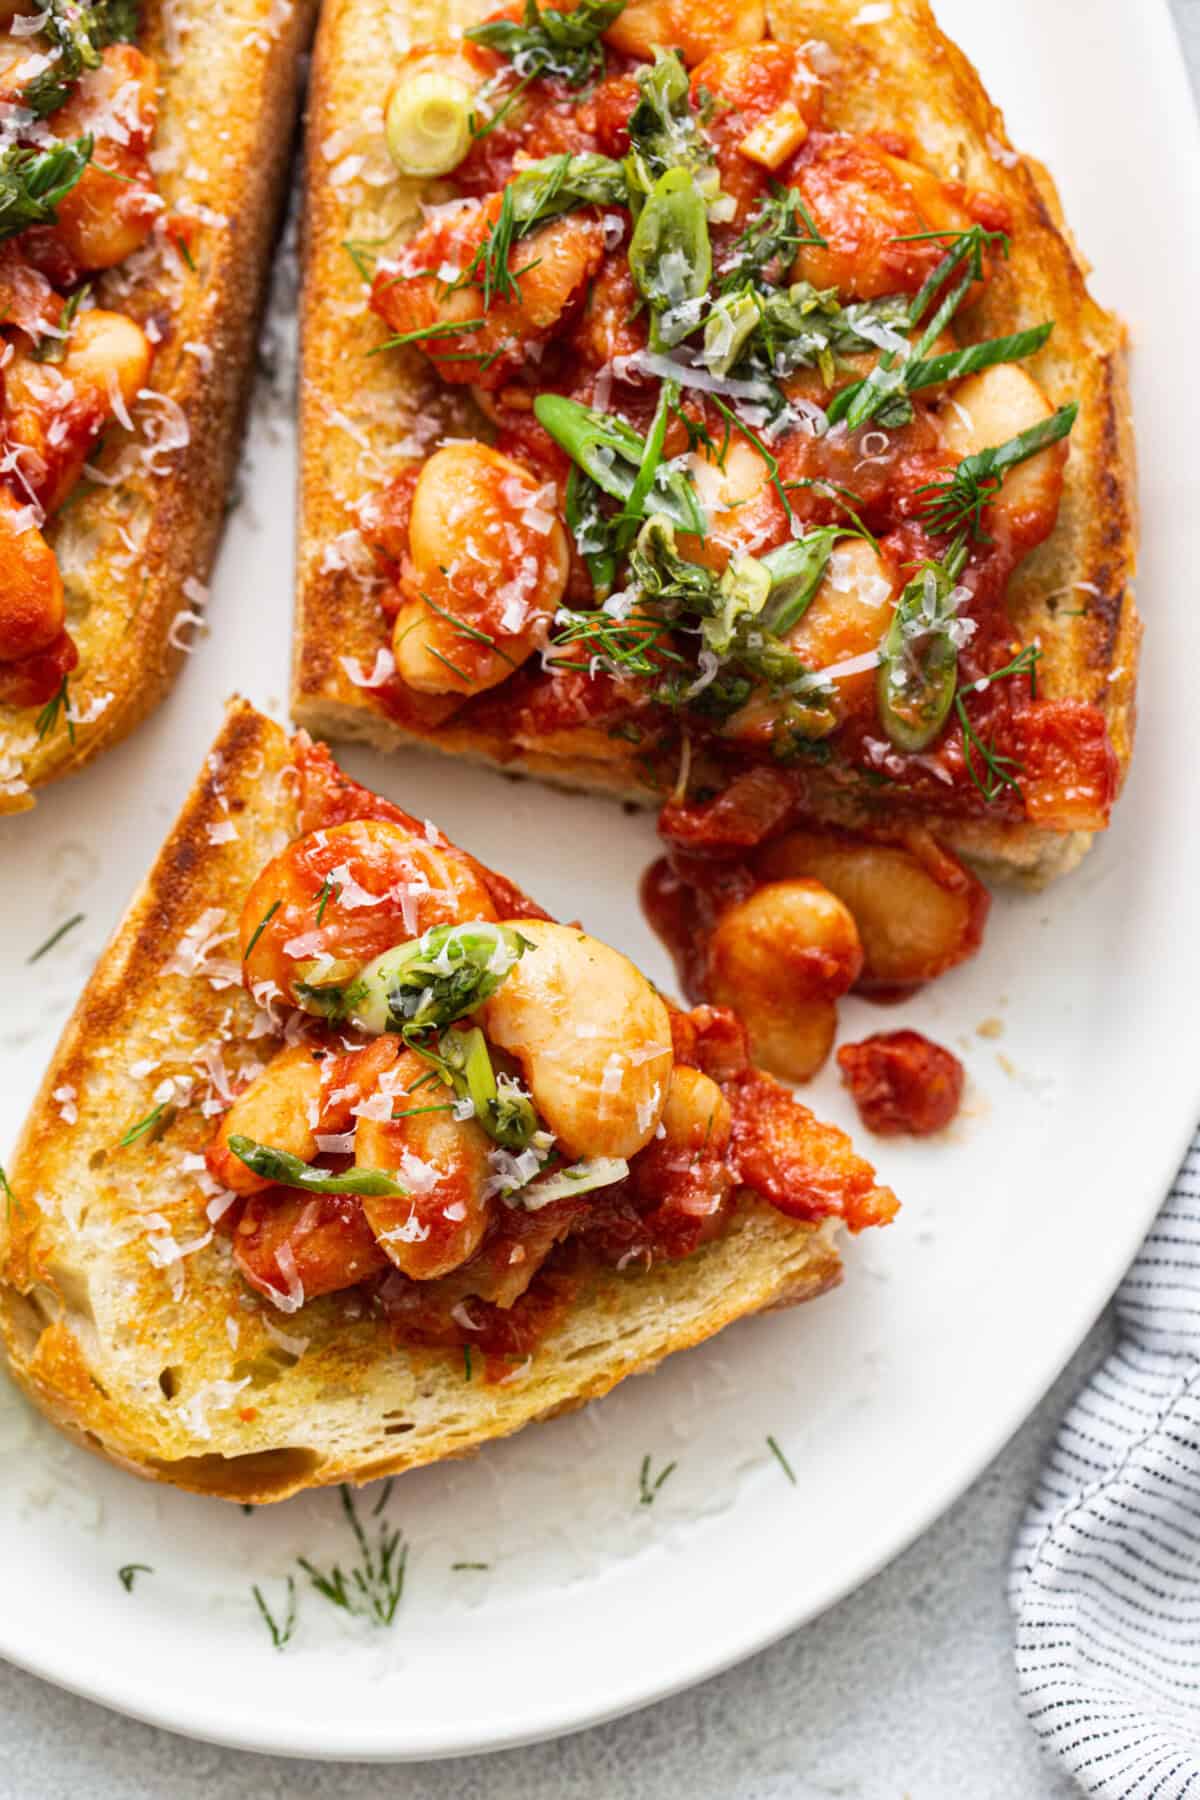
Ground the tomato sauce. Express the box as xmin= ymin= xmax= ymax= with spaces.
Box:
xmin=837 ymin=1029 xmax=965 ymax=1136
xmin=223 ymin=744 xmax=895 ymax=1376
xmin=0 ymin=629 xmax=78 ymax=710
xmin=348 ymin=31 xmax=1119 ymax=845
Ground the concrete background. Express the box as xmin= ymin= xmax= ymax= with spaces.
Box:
xmin=1 ymin=5 xmax=1195 ymax=1795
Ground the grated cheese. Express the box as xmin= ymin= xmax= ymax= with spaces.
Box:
xmin=176 ymin=1377 xmax=252 ymax=1443
xmin=262 ymin=1318 xmax=310 ymax=1359
xmin=340 ymin=648 xmax=396 ymax=689
xmin=315 ymin=1129 xmax=357 ymax=1154
xmin=270 ymin=1242 xmax=306 ymax=1314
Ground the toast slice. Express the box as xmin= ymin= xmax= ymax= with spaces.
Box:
xmin=0 ymin=0 xmax=314 ymax=814
xmin=294 ymin=0 xmax=1138 ymax=887
xmin=0 ymin=698 xmax=894 ymax=1504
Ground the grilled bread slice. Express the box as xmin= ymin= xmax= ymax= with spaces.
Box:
xmin=0 ymin=0 xmax=314 ymax=814
xmin=0 ymin=698 xmax=894 ymax=1504
xmin=294 ymin=0 xmax=1137 ymax=887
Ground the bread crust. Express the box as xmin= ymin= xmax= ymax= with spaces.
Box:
xmin=0 ymin=0 xmax=315 ymax=815
xmin=0 ymin=697 xmax=860 ymax=1504
xmin=294 ymin=0 xmax=1138 ymax=887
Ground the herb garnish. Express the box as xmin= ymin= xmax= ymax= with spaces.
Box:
xmin=118 ymin=1562 xmax=152 ymax=1592
xmin=355 ymin=923 xmax=530 ymax=1035
xmin=876 ymin=538 xmax=970 ymax=753
xmin=454 ymin=153 xmax=625 ymax=314
xmin=953 ymin=644 xmax=1042 ymax=803
xmin=370 ymin=316 xmax=486 ymax=356
xmin=550 ymin=605 xmax=682 ymax=678
xmin=918 ymin=404 xmax=1078 ymax=538
xmin=314 ymin=877 xmax=339 ymax=925
xmin=0 ymin=1165 xmax=16 ymax=1223
xmin=0 ymin=138 xmax=94 ymax=241
xmin=118 ymin=1102 xmax=173 ymax=1149
xmin=706 ymin=282 xmax=912 ymax=400
xmin=629 ymin=167 xmax=711 ymax=349
xmin=827 ymin=226 xmax=1033 ymax=430
xmin=717 ymin=185 xmax=826 ymax=294
xmin=551 ymin=509 xmax=856 ymax=744
xmin=252 ymin=1575 xmax=297 ymax=1650
xmin=227 ymin=1137 xmax=409 ymax=1199
xmin=535 ymin=391 xmax=705 ymax=580
xmin=467 ymin=0 xmax=625 ymax=89
xmin=33 ymin=284 xmax=89 ymax=364
xmin=298 ymin=1485 xmax=407 ymax=1628
xmin=638 ymin=1454 xmax=677 ymax=1505
xmin=27 ymin=912 xmax=84 ymax=963
xmin=34 ymin=675 xmax=75 ymax=745
xmin=625 ymin=48 xmax=717 ymax=204
xmin=24 ymin=1 xmax=138 ymax=116
xmin=242 ymin=899 xmax=280 ymax=961
xmin=766 ymin=1435 xmax=797 ymax=1485
xmin=403 ymin=1024 xmax=538 ymax=1152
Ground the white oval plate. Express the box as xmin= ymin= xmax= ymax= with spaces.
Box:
xmin=0 ymin=0 xmax=1197 ymax=1761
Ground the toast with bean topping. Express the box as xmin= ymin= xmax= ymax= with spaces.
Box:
xmin=0 ymin=0 xmax=313 ymax=814
xmin=0 ymin=698 xmax=894 ymax=1503
xmin=295 ymin=0 xmax=1137 ymax=886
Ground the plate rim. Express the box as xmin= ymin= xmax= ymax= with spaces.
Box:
xmin=1 ymin=0 xmax=1198 ymax=1763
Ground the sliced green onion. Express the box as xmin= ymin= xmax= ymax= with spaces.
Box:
xmin=227 ymin=1137 xmax=408 ymax=1198
xmin=876 ymin=542 xmax=969 ymax=753
xmin=628 ymin=167 xmax=711 ymax=350
xmin=434 ymin=1025 xmax=538 ymax=1150
xmin=351 ymin=922 xmax=530 ymax=1036
xmin=903 ymin=322 xmax=1055 ymax=394
xmin=827 ymin=322 xmax=1055 ymax=431
xmin=510 ymin=1156 xmax=628 ymax=1211
xmin=533 ymin=393 xmax=706 ymax=535
xmin=385 ymin=70 xmax=474 ymax=177
xmin=759 ymin=529 xmax=845 ymax=638
xmin=919 ymin=402 xmax=1078 ymax=537
xmin=703 ymin=289 xmax=761 ymax=377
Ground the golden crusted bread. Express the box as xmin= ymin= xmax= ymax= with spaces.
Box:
xmin=0 ymin=0 xmax=314 ymax=815
xmin=294 ymin=0 xmax=1139 ymax=887
xmin=0 ymin=698 xmax=860 ymax=1504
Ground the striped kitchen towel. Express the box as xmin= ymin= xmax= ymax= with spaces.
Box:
xmin=1011 ymin=1129 xmax=1200 ymax=1796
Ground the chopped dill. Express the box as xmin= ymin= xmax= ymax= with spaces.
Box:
xmin=243 ymin=899 xmax=280 ymax=961
xmin=118 ymin=1102 xmax=173 ymax=1149
xmin=34 ymin=676 xmax=75 ymax=745
xmin=298 ymin=1485 xmax=407 ymax=1628
xmin=638 ymin=1453 xmax=678 ymax=1505
xmin=253 ymin=1575 xmax=297 ymax=1650
xmin=766 ymin=1435 xmax=797 ymax=1486
xmin=27 ymin=912 xmax=84 ymax=963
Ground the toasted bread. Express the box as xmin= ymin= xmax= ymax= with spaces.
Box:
xmin=0 ymin=0 xmax=314 ymax=815
xmin=0 ymin=697 xmax=892 ymax=1505
xmin=294 ymin=0 xmax=1138 ymax=888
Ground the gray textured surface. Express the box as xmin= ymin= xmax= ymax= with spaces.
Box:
xmin=1 ymin=6 xmax=1196 ymax=1797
